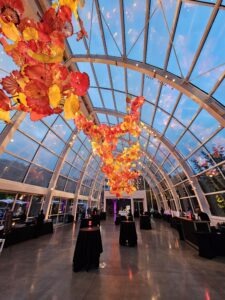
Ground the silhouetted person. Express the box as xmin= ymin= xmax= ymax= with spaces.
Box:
xmin=37 ymin=209 xmax=45 ymax=225
xmin=160 ymin=207 xmax=165 ymax=216
xmin=195 ymin=207 xmax=210 ymax=222
xmin=20 ymin=211 xmax=26 ymax=223
xmin=35 ymin=210 xmax=45 ymax=237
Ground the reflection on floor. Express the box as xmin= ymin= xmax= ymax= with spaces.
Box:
xmin=0 ymin=217 xmax=225 ymax=300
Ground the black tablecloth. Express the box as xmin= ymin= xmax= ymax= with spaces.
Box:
xmin=119 ymin=221 xmax=137 ymax=247
xmin=73 ymin=227 xmax=103 ymax=272
xmin=140 ymin=215 xmax=152 ymax=230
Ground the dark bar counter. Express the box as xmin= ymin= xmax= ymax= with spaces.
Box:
xmin=177 ymin=217 xmax=210 ymax=248
xmin=4 ymin=221 xmax=53 ymax=247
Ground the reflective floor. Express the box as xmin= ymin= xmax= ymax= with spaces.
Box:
xmin=0 ymin=218 xmax=225 ymax=300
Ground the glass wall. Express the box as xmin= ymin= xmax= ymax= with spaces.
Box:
xmin=49 ymin=196 xmax=73 ymax=224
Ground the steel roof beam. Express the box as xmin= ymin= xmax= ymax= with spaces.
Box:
xmin=65 ymin=55 xmax=225 ymax=126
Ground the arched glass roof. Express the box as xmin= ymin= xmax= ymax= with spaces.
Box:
xmin=0 ymin=0 xmax=225 ymax=218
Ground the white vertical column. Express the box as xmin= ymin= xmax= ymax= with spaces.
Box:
xmin=103 ymin=191 xmax=106 ymax=212
xmin=143 ymin=192 xmax=147 ymax=212
xmin=131 ymin=197 xmax=134 ymax=215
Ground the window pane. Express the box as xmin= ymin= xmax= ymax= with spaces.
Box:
xmin=28 ymin=196 xmax=43 ymax=217
xmin=189 ymin=110 xmax=219 ymax=143
xmin=19 ymin=115 xmax=48 ymax=142
xmin=25 ymin=165 xmax=52 ymax=187
xmin=56 ymin=176 xmax=67 ymax=191
xmin=33 ymin=148 xmax=58 ymax=171
xmin=65 ymin=180 xmax=77 ymax=193
xmin=51 ymin=117 xmax=72 ymax=142
xmin=6 ymin=131 xmax=39 ymax=161
xmin=174 ymin=95 xmax=199 ymax=126
xmin=141 ymin=102 xmax=154 ymax=125
xmin=176 ymin=132 xmax=201 ymax=157
xmin=42 ymin=131 xmax=65 ymax=155
xmin=0 ymin=153 xmax=30 ymax=182
xmin=206 ymin=194 xmax=225 ymax=217
xmin=60 ymin=162 xmax=71 ymax=176
xmin=165 ymin=119 xmax=185 ymax=145
xmin=153 ymin=109 xmax=170 ymax=133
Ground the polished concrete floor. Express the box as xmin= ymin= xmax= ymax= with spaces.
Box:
xmin=0 ymin=217 xmax=225 ymax=300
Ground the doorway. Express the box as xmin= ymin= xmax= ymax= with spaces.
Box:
xmin=133 ymin=199 xmax=144 ymax=217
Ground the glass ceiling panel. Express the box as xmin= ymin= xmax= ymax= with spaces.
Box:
xmin=127 ymin=69 xmax=142 ymax=96
xmin=213 ymin=79 xmax=225 ymax=106
xmin=158 ymin=143 xmax=170 ymax=157
xmin=190 ymin=9 xmax=225 ymax=93
xmin=66 ymin=149 xmax=75 ymax=164
xmin=114 ymin=91 xmax=127 ymax=114
xmin=77 ymin=131 xmax=86 ymax=142
xmin=146 ymin=0 xmax=177 ymax=68
xmin=33 ymin=148 xmax=58 ymax=171
xmin=60 ymin=162 xmax=71 ymax=177
xmin=99 ymin=0 xmax=122 ymax=56
xmin=176 ymin=131 xmax=201 ymax=157
xmin=97 ymin=113 xmax=108 ymax=123
xmin=147 ymin=143 xmax=157 ymax=157
xmin=205 ymin=129 xmax=225 ymax=157
xmin=141 ymin=102 xmax=154 ymax=125
xmin=167 ymin=153 xmax=178 ymax=167
xmin=155 ymin=151 xmax=165 ymax=165
xmin=153 ymin=108 xmax=170 ymax=133
xmin=42 ymin=114 xmax=57 ymax=127
xmin=67 ymin=15 xmax=86 ymax=54
xmin=165 ymin=118 xmax=185 ymax=145
xmin=19 ymin=116 xmax=48 ymax=142
xmin=108 ymin=115 xmax=118 ymax=125
xmin=72 ymin=138 xmax=82 ymax=152
xmin=6 ymin=131 xmax=38 ymax=161
xmin=0 ymin=45 xmax=18 ymax=75
xmin=94 ymin=64 xmax=111 ymax=88
xmin=42 ymin=131 xmax=65 ymax=156
xmin=162 ymin=160 xmax=173 ymax=174
xmin=88 ymin=88 xmax=103 ymax=108
xmin=150 ymin=136 xmax=160 ymax=147
xmin=143 ymin=77 xmax=160 ymax=104
xmin=101 ymin=89 xmax=115 ymax=110
xmin=124 ymin=0 xmax=146 ymax=61
xmin=189 ymin=109 xmax=220 ymax=143
xmin=167 ymin=3 xmax=212 ymax=77
xmin=187 ymin=147 xmax=214 ymax=175
xmin=139 ymin=136 xmax=148 ymax=149
xmin=140 ymin=129 xmax=149 ymax=140
xmin=78 ymin=0 xmax=105 ymax=55
xmin=110 ymin=66 xmax=125 ymax=92
xmin=158 ymin=85 xmax=179 ymax=114
xmin=51 ymin=117 xmax=72 ymax=142
xmin=173 ymin=95 xmax=199 ymax=126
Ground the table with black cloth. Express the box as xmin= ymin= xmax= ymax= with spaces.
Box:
xmin=140 ymin=215 xmax=152 ymax=230
xmin=119 ymin=221 xmax=137 ymax=247
xmin=73 ymin=227 xmax=103 ymax=272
